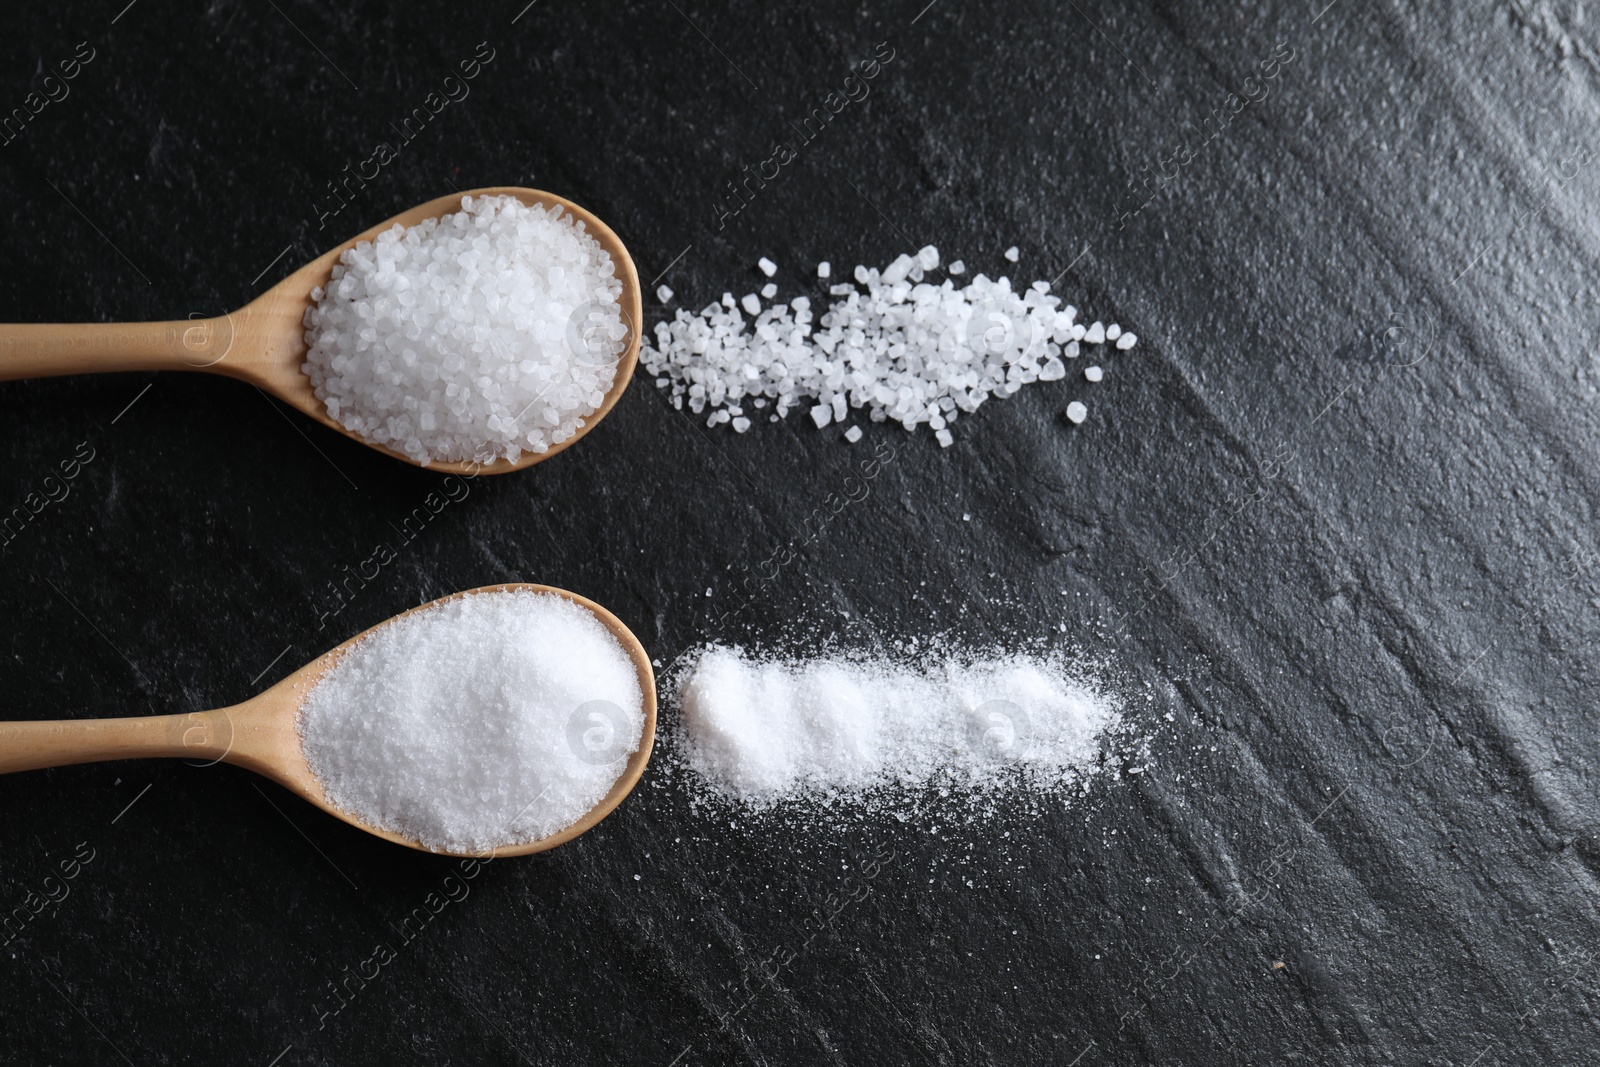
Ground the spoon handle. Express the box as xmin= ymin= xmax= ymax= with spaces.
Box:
xmin=0 ymin=319 xmax=231 ymax=381
xmin=0 ymin=710 xmax=233 ymax=773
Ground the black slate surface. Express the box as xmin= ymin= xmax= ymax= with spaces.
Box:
xmin=2 ymin=0 xmax=1597 ymax=1063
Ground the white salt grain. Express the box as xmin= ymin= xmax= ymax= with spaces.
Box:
xmin=642 ymin=248 xmax=1131 ymax=442
xmin=740 ymin=293 xmax=761 ymax=316
xmin=760 ymin=283 xmax=778 ymax=299
xmin=302 ymin=195 xmax=625 ymax=466
xmin=1116 ymin=332 xmax=1138 ymax=350
xmin=1065 ymin=401 xmax=1088 ymax=424
xmin=1085 ymin=365 xmax=1103 ymax=382
xmin=657 ymin=284 xmax=675 ymax=304
xmin=298 ymin=589 xmax=645 ymax=854
xmin=758 ymin=256 xmax=778 ymax=277
xmin=675 ymin=646 xmax=1119 ymax=807
xmin=843 ymin=425 xmax=863 ymax=443
xmin=817 ymin=261 xmax=831 ymax=279
xmin=948 ymin=259 xmax=966 ymax=275
xmin=1004 ymin=246 xmax=1020 ymax=262
xmin=1084 ymin=321 xmax=1106 ymax=345
xmin=1105 ymin=323 xmax=1121 ymax=341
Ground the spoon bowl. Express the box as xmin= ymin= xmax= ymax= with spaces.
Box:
xmin=0 ymin=188 xmax=643 ymax=474
xmin=0 ymin=583 xmax=657 ymax=858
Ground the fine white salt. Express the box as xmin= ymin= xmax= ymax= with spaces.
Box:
xmin=298 ymin=588 xmax=645 ymax=854
xmin=674 ymin=646 xmax=1119 ymax=808
xmin=642 ymin=248 xmax=1134 ymax=440
xmin=302 ymin=195 xmax=627 ymax=466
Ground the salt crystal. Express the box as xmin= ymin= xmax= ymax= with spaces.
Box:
xmin=741 ymin=293 xmax=761 ymax=316
xmin=1065 ymin=401 xmax=1088 ymax=424
xmin=641 ymin=248 xmax=1130 ymax=442
xmin=656 ymin=284 xmax=674 ymax=304
xmin=758 ymin=257 xmax=777 ymax=277
xmin=1105 ymin=323 xmax=1121 ymax=341
xmin=948 ymin=260 xmax=966 ymax=275
xmin=843 ymin=425 xmax=863 ymax=443
xmin=760 ymin=283 xmax=777 ymax=299
xmin=298 ymin=588 xmax=645 ymax=853
xmin=732 ymin=416 xmax=752 ymax=433
xmin=1116 ymin=332 xmax=1138 ymax=350
xmin=303 ymin=195 xmax=625 ymax=466
xmin=1084 ymin=321 xmax=1106 ymax=344
xmin=1085 ymin=365 xmax=1103 ymax=382
xmin=1004 ymin=246 xmax=1020 ymax=262
xmin=817 ymin=261 xmax=832 ymax=279
xmin=936 ymin=428 xmax=954 ymax=448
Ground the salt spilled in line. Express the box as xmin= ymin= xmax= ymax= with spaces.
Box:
xmin=642 ymin=246 xmax=1136 ymax=447
xmin=665 ymin=644 xmax=1127 ymax=818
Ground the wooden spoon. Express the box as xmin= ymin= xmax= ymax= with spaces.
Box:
xmin=0 ymin=187 xmax=643 ymax=475
xmin=0 ymin=584 xmax=657 ymax=858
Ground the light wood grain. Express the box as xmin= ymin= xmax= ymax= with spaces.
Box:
xmin=0 ymin=584 xmax=657 ymax=858
xmin=0 ymin=188 xmax=643 ymax=475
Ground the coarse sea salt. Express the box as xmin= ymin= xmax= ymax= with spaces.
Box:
xmin=302 ymin=194 xmax=627 ymax=467
xmin=297 ymin=589 xmax=645 ymax=854
xmin=642 ymin=246 xmax=1136 ymax=442
xmin=672 ymin=646 xmax=1120 ymax=810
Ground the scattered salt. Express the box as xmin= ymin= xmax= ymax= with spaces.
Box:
xmin=656 ymin=285 xmax=674 ymax=304
xmin=817 ymin=261 xmax=831 ymax=279
xmin=948 ymin=260 xmax=966 ymax=275
xmin=302 ymin=195 xmax=625 ymax=466
xmin=298 ymin=588 xmax=645 ymax=853
xmin=642 ymin=249 xmax=1129 ymax=441
xmin=1065 ymin=401 xmax=1088 ymax=424
xmin=760 ymin=282 xmax=777 ymax=299
xmin=1084 ymin=321 xmax=1106 ymax=345
xmin=758 ymin=256 xmax=777 ymax=277
xmin=1116 ymin=332 xmax=1138 ymax=350
xmin=1105 ymin=323 xmax=1121 ymax=341
xmin=740 ymin=293 xmax=761 ymax=316
xmin=1085 ymin=366 xmax=1103 ymax=382
xmin=674 ymin=646 xmax=1120 ymax=807
xmin=843 ymin=425 xmax=863 ymax=443
xmin=1004 ymin=246 xmax=1020 ymax=262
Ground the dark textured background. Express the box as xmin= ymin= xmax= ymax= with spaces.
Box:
xmin=2 ymin=0 xmax=1597 ymax=1063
